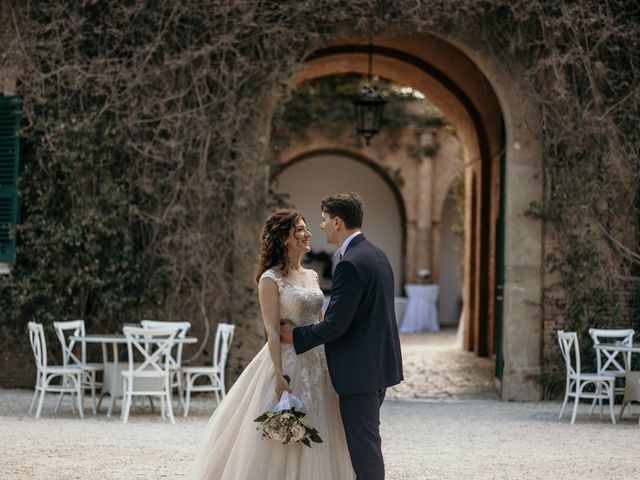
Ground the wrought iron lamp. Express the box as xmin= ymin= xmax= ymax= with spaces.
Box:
xmin=353 ymin=42 xmax=387 ymax=145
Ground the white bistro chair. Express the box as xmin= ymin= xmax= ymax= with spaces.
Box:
xmin=182 ymin=323 xmax=235 ymax=417
xmin=121 ymin=326 xmax=179 ymax=424
xmin=140 ymin=319 xmax=191 ymax=411
xmin=53 ymin=320 xmax=103 ymax=415
xmin=28 ymin=322 xmax=84 ymax=419
xmin=557 ymin=330 xmax=616 ymax=424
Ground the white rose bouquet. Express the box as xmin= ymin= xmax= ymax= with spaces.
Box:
xmin=254 ymin=387 xmax=323 ymax=448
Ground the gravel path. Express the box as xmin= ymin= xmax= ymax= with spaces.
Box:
xmin=2 ymin=332 xmax=638 ymax=479
xmin=389 ymin=330 xmax=497 ymax=400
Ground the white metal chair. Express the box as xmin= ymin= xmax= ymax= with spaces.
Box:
xmin=53 ymin=320 xmax=103 ymax=415
xmin=557 ymin=330 xmax=616 ymax=424
xmin=140 ymin=319 xmax=191 ymax=411
xmin=121 ymin=326 xmax=178 ymax=424
xmin=182 ymin=323 xmax=235 ymax=417
xmin=588 ymin=328 xmax=635 ymax=416
xmin=28 ymin=322 xmax=84 ymax=419
xmin=619 ymin=371 xmax=640 ymax=423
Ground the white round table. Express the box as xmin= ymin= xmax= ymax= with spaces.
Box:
xmin=399 ymin=284 xmax=440 ymax=333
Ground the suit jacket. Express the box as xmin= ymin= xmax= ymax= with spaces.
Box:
xmin=293 ymin=234 xmax=404 ymax=395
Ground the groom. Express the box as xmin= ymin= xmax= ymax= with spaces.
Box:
xmin=280 ymin=192 xmax=403 ymax=480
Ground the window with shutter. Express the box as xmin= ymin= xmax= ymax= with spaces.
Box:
xmin=0 ymin=93 xmax=21 ymax=264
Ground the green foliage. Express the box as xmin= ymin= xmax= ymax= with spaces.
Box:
xmin=450 ymin=171 xmax=465 ymax=239
xmin=0 ymin=114 xmax=164 ymax=340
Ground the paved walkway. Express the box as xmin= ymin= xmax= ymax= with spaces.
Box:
xmin=2 ymin=333 xmax=639 ymax=479
xmin=389 ymin=329 xmax=497 ymax=400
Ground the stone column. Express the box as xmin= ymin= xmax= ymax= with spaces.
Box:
xmin=405 ymin=221 xmax=418 ymax=287
xmin=414 ymin=131 xmax=435 ymax=282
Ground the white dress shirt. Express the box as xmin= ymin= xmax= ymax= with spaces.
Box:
xmin=339 ymin=231 xmax=362 ymax=259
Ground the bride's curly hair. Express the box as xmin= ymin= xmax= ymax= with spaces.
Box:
xmin=255 ymin=209 xmax=305 ymax=283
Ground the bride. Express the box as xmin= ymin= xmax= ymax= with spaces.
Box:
xmin=190 ymin=210 xmax=355 ymax=480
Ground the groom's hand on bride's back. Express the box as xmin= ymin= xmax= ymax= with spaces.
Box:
xmin=280 ymin=319 xmax=294 ymax=344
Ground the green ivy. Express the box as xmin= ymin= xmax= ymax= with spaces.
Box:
xmin=0 ymin=115 xmax=165 ymax=342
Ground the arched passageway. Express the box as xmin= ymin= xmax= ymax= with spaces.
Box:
xmin=273 ymin=33 xmax=544 ymax=401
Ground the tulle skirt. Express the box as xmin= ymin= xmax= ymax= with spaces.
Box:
xmin=189 ymin=344 xmax=355 ymax=480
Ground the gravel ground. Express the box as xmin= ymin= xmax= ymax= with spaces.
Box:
xmin=2 ymin=331 xmax=638 ymax=479
xmin=388 ymin=330 xmax=498 ymax=400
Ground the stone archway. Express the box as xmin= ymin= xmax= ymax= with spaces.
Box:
xmin=282 ymin=33 xmax=543 ymax=400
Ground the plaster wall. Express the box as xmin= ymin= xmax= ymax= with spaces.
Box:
xmin=272 ymin=153 xmax=404 ymax=294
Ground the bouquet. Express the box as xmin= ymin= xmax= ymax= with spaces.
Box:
xmin=254 ymin=389 xmax=323 ymax=448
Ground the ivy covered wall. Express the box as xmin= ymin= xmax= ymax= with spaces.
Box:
xmin=0 ymin=1 xmax=637 ymax=391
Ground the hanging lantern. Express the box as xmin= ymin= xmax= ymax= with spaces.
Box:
xmin=352 ymin=42 xmax=387 ymax=146
xmin=353 ymin=95 xmax=386 ymax=146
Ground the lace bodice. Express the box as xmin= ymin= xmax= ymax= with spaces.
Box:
xmin=260 ymin=268 xmax=324 ymax=327
xmin=260 ymin=267 xmax=328 ymax=407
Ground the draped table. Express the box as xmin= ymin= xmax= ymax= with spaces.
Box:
xmin=399 ymin=284 xmax=440 ymax=333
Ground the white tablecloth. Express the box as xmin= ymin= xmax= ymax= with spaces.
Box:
xmin=399 ymin=284 xmax=439 ymax=333
xmin=103 ymin=362 xmax=163 ymax=398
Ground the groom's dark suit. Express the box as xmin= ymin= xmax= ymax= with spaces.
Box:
xmin=293 ymin=234 xmax=403 ymax=480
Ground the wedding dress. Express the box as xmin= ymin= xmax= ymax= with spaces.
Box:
xmin=190 ymin=268 xmax=355 ymax=480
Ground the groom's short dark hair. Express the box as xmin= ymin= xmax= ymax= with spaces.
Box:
xmin=321 ymin=192 xmax=364 ymax=228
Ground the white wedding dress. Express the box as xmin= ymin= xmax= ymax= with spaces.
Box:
xmin=190 ymin=268 xmax=355 ymax=480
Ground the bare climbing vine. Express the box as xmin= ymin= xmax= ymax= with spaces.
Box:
xmin=0 ymin=1 xmax=637 ymax=388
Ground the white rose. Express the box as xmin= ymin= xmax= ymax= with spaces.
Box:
xmin=289 ymin=424 xmax=307 ymax=443
xmin=269 ymin=428 xmax=288 ymax=443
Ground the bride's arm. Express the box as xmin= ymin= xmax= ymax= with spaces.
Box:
xmin=258 ymin=277 xmax=291 ymax=399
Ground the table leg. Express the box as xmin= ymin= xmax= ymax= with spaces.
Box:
xmin=105 ymin=343 xmax=121 ymax=417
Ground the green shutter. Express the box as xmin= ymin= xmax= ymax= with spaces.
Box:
xmin=0 ymin=94 xmax=21 ymax=264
